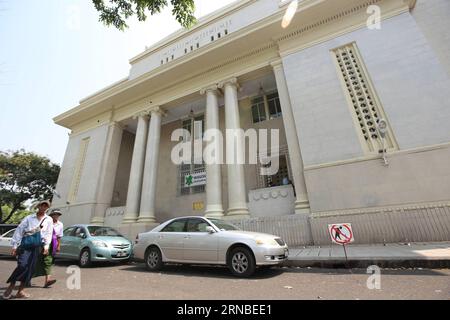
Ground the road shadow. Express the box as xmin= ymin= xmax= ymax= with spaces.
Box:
xmin=0 ymin=256 xmax=17 ymax=261
xmin=53 ymin=259 xmax=129 ymax=269
xmin=53 ymin=258 xmax=286 ymax=278
xmin=0 ymin=282 xmax=47 ymax=296
xmin=120 ymin=262 xmax=285 ymax=280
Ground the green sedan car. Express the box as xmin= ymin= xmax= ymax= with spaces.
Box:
xmin=57 ymin=224 xmax=133 ymax=267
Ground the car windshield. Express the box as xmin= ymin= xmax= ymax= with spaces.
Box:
xmin=87 ymin=226 xmax=122 ymax=237
xmin=209 ymin=219 xmax=240 ymax=231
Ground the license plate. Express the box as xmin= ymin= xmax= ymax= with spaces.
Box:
xmin=116 ymin=251 xmax=127 ymax=257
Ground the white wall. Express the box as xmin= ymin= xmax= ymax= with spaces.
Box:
xmin=283 ymin=12 xmax=450 ymax=167
xmin=412 ymin=0 xmax=450 ymax=77
xmin=305 ymin=145 xmax=450 ymax=212
xmin=52 ymin=124 xmax=110 ymax=226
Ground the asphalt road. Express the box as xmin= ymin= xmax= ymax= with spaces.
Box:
xmin=0 ymin=257 xmax=449 ymax=300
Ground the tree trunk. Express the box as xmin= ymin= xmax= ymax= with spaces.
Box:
xmin=1 ymin=204 xmax=20 ymax=224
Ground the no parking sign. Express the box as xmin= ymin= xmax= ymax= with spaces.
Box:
xmin=328 ymin=223 xmax=354 ymax=245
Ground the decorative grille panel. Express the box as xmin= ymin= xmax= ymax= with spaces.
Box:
xmin=332 ymin=42 xmax=397 ymax=154
xmin=68 ymin=137 xmax=90 ymax=202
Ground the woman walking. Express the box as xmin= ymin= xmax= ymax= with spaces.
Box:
xmin=2 ymin=200 xmax=53 ymax=299
xmin=33 ymin=208 xmax=63 ymax=288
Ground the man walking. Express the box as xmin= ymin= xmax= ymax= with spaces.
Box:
xmin=2 ymin=200 xmax=53 ymax=299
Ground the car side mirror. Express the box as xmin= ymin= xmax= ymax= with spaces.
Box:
xmin=80 ymin=233 xmax=87 ymax=239
xmin=206 ymin=226 xmax=216 ymax=234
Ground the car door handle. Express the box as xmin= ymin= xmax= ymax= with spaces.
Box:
xmin=184 ymin=236 xmax=191 ymax=239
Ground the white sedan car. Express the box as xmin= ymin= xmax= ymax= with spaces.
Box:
xmin=0 ymin=229 xmax=16 ymax=255
xmin=133 ymin=217 xmax=289 ymax=277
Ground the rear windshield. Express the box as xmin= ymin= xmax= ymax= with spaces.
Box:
xmin=209 ymin=219 xmax=240 ymax=231
xmin=2 ymin=229 xmax=16 ymax=238
xmin=87 ymin=226 xmax=122 ymax=237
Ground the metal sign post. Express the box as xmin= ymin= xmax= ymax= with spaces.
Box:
xmin=342 ymin=243 xmax=349 ymax=268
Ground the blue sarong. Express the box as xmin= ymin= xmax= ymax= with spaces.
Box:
xmin=7 ymin=247 xmax=39 ymax=284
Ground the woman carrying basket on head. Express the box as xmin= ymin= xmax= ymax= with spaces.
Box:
xmin=1 ymin=200 xmax=53 ymax=299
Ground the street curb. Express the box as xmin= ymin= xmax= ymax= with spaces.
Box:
xmin=282 ymin=259 xmax=450 ymax=269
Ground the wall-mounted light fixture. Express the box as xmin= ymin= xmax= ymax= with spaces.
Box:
xmin=377 ymin=118 xmax=389 ymax=166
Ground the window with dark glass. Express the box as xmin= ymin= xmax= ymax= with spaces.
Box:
xmin=251 ymin=91 xmax=281 ymax=123
xmin=267 ymin=92 xmax=282 ymax=119
xmin=179 ymin=114 xmax=205 ymax=195
xmin=263 ymin=154 xmax=289 ymax=188
xmin=251 ymin=96 xmax=266 ymax=123
xmin=2 ymin=229 xmax=16 ymax=238
xmin=186 ymin=219 xmax=210 ymax=232
xmin=63 ymin=227 xmax=76 ymax=236
xmin=74 ymin=227 xmax=86 ymax=238
xmin=161 ymin=219 xmax=187 ymax=232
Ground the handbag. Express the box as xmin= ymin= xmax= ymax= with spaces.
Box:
xmin=20 ymin=231 xmax=42 ymax=249
xmin=20 ymin=216 xmax=48 ymax=250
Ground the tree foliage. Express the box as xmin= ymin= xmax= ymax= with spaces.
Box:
xmin=0 ymin=150 xmax=60 ymax=223
xmin=1 ymin=205 xmax=32 ymax=225
xmin=92 ymin=0 xmax=197 ymax=31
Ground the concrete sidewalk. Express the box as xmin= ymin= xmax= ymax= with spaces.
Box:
xmin=283 ymin=242 xmax=450 ymax=268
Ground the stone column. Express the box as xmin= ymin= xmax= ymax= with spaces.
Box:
xmin=201 ymin=85 xmax=224 ymax=217
xmin=219 ymin=78 xmax=250 ymax=218
xmin=122 ymin=113 xmax=149 ymax=224
xmin=271 ymin=59 xmax=310 ymax=214
xmin=91 ymin=122 xmax=124 ymax=224
xmin=138 ymin=107 xmax=164 ymax=223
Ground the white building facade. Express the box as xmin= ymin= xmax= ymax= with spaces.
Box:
xmin=53 ymin=0 xmax=450 ymax=245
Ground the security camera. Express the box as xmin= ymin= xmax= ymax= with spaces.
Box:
xmin=377 ymin=119 xmax=388 ymax=138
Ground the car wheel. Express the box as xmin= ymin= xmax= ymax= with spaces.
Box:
xmin=228 ymin=247 xmax=256 ymax=277
xmin=144 ymin=247 xmax=163 ymax=271
xmin=79 ymin=248 xmax=91 ymax=268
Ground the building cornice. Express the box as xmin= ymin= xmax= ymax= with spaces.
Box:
xmin=304 ymin=142 xmax=450 ymax=172
xmin=54 ymin=0 xmax=413 ymax=130
xmin=129 ymin=0 xmax=417 ymax=69
xmin=129 ymin=0 xmax=257 ymax=65
xmin=277 ymin=0 xmax=411 ymax=57
xmin=54 ymin=1 xmax=328 ymax=125
xmin=148 ymin=105 xmax=167 ymax=117
xmin=276 ymin=0 xmax=384 ymax=43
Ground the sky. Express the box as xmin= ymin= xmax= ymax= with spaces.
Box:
xmin=0 ymin=0 xmax=237 ymax=165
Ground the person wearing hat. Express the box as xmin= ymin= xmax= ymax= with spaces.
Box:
xmin=50 ymin=209 xmax=63 ymax=254
xmin=2 ymin=200 xmax=53 ymax=299
xmin=32 ymin=208 xmax=63 ymax=288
